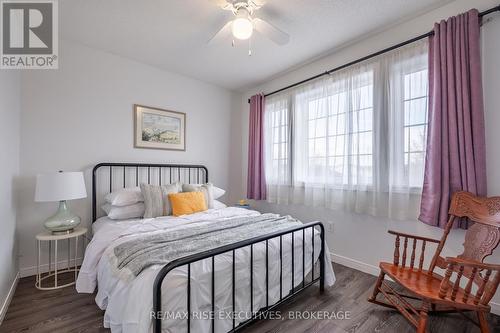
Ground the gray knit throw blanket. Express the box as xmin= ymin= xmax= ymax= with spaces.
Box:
xmin=110 ymin=213 xmax=302 ymax=280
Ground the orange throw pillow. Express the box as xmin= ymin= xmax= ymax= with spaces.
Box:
xmin=168 ymin=192 xmax=208 ymax=216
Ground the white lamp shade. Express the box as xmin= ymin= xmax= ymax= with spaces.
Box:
xmin=35 ymin=172 xmax=87 ymax=202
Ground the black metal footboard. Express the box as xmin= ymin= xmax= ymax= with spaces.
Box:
xmin=152 ymin=221 xmax=325 ymax=333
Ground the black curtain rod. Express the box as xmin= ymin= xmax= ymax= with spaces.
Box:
xmin=248 ymin=4 xmax=500 ymax=103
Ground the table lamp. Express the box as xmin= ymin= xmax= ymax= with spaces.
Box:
xmin=35 ymin=171 xmax=87 ymax=234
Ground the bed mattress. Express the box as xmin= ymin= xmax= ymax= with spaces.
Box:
xmin=77 ymin=207 xmax=335 ymax=333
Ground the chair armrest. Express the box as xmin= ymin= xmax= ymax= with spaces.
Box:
xmin=438 ymin=257 xmax=500 ymax=305
xmin=388 ymin=230 xmax=441 ymax=243
xmin=387 ymin=230 xmax=441 ymax=269
xmin=444 ymin=257 xmax=500 ymax=272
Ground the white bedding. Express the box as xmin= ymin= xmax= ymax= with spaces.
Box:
xmin=77 ymin=207 xmax=335 ymax=333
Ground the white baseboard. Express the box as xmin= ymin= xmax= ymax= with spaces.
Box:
xmin=329 ymin=252 xmax=500 ymax=316
xmin=0 ymin=272 xmax=20 ymax=325
xmin=490 ymin=302 xmax=500 ymax=316
xmin=20 ymin=257 xmax=83 ymax=278
xmin=330 ymin=252 xmax=380 ymax=277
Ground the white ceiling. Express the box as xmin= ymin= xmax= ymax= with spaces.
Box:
xmin=60 ymin=0 xmax=452 ymax=91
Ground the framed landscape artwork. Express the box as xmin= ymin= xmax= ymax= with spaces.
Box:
xmin=134 ymin=104 xmax=186 ymax=151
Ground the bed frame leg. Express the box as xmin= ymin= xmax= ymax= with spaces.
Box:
xmin=153 ymin=287 xmax=161 ymax=333
xmin=319 ymin=222 xmax=325 ymax=294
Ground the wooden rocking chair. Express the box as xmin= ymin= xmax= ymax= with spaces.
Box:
xmin=368 ymin=191 xmax=500 ymax=333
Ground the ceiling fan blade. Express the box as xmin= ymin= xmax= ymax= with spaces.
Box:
xmin=252 ymin=18 xmax=290 ymax=45
xmin=208 ymin=21 xmax=233 ymax=44
xmin=248 ymin=0 xmax=266 ymax=8
xmin=209 ymin=0 xmax=233 ymax=10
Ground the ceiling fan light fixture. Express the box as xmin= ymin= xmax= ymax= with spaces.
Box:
xmin=231 ymin=8 xmax=253 ymax=40
xmin=209 ymin=1 xmax=289 ymax=46
xmin=232 ymin=17 xmax=253 ymax=40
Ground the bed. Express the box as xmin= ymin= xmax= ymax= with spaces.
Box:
xmin=76 ymin=163 xmax=335 ymax=333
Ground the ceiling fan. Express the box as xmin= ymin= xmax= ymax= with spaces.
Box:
xmin=209 ymin=0 xmax=290 ymax=51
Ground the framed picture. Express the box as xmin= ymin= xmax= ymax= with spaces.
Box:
xmin=134 ymin=104 xmax=186 ymax=151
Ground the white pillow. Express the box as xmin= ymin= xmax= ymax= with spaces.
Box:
xmin=101 ymin=203 xmax=145 ymax=220
xmin=212 ymin=186 xmax=226 ymax=200
xmin=213 ymin=200 xmax=227 ymax=209
xmin=186 ymin=183 xmax=225 ymax=199
xmin=105 ymin=187 xmax=143 ymax=207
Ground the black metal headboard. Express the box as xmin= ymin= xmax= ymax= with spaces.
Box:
xmin=92 ymin=163 xmax=208 ymax=222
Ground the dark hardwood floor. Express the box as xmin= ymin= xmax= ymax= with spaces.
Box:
xmin=1 ymin=263 xmax=499 ymax=333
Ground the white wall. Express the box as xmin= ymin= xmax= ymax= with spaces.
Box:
xmin=234 ymin=0 xmax=500 ymax=311
xmin=483 ymin=8 xmax=500 ymax=196
xmin=0 ymin=71 xmax=20 ymax=322
xmin=17 ymin=40 xmax=239 ymax=276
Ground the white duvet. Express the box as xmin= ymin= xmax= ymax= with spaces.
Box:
xmin=77 ymin=207 xmax=335 ymax=333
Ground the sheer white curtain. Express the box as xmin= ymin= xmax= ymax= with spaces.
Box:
xmin=264 ymin=40 xmax=428 ymax=220
xmin=264 ymin=94 xmax=292 ymax=202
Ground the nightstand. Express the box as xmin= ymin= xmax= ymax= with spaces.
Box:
xmin=35 ymin=226 xmax=87 ymax=290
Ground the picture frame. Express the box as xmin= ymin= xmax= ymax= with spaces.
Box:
xmin=134 ymin=104 xmax=186 ymax=151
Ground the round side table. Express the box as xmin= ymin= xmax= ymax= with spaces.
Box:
xmin=35 ymin=226 xmax=87 ymax=290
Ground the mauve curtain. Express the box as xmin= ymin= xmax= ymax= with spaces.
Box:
xmin=419 ymin=9 xmax=487 ymax=229
xmin=247 ymin=94 xmax=267 ymax=200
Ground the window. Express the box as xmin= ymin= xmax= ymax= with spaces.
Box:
xmin=264 ymin=96 xmax=290 ymax=185
xmin=297 ymin=70 xmax=374 ymax=187
xmin=264 ymin=40 xmax=429 ymax=219
xmin=403 ymin=69 xmax=428 ymax=188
